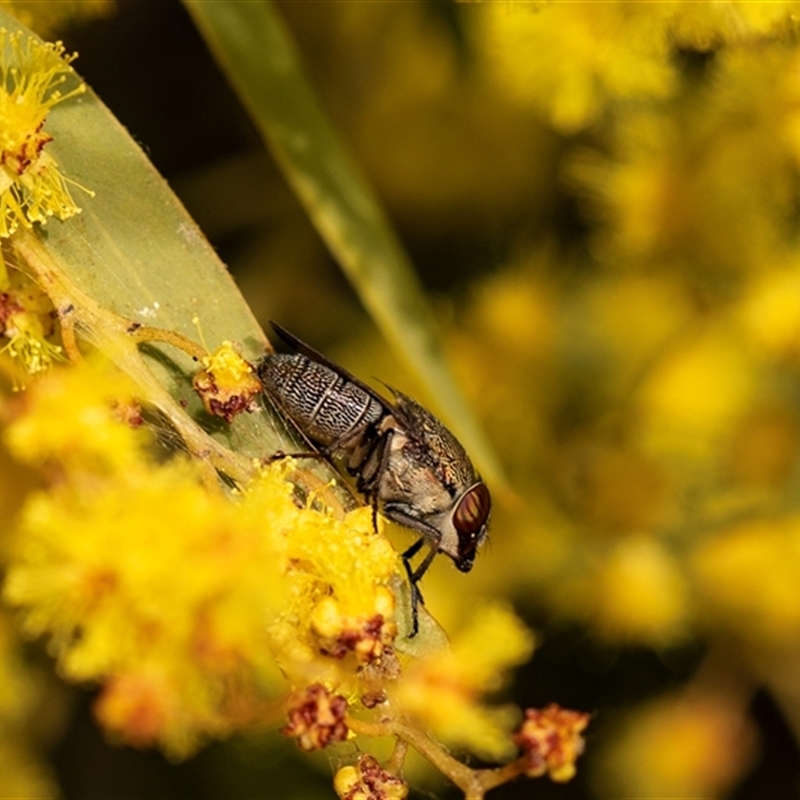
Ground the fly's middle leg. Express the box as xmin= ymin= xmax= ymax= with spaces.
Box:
xmin=267 ymin=449 xmax=326 ymax=463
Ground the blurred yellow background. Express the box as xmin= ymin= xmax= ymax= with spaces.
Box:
xmin=7 ymin=1 xmax=800 ymax=798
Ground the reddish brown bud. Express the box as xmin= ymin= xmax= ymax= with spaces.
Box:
xmin=320 ymin=613 xmax=397 ymax=663
xmin=334 ymin=754 xmax=408 ymax=800
xmin=192 ymin=344 xmax=261 ymax=423
xmin=514 ymin=703 xmax=591 ymax=782
xmin=282 ymin=683 xmax=349 ymax=752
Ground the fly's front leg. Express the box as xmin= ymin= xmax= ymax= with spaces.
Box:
xmin=401 ymin=537 xmax=437 ymax=637
xmin=384 ymin=504 xmax=443 ymax=637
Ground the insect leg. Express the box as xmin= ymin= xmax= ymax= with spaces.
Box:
xmin=355 ymin=427 xmax=394 ymax=496
xmin=401 ymin=536 xmax=427 ymax=562
xmin=267 ymin=449 xmax=326 ymax=463
xmin=401 ymin=537 xmax=437 ymax=637
xmin=351 ymin=427 xmax=393 ymax=534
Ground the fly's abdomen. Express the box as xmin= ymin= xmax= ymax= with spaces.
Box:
xmin=258 ymin=353 xmax=384 ymax=449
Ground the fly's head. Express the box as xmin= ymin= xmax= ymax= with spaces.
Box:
xmin=448 ymin=480 xmax=491 ymax=571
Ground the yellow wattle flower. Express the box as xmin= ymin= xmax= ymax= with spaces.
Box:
xmin=0 ymin=27 xmax=92 ymax=237
xmin=192 ymin=340 xmax=262 ymax=422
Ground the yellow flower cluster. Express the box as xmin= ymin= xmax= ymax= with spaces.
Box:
xmin=478 ymin=1 xmax=800 ymax=132
xmin=334 ymin=754 xmax=408 ymax=800
xmin=282 ymin=683 xmax=349 ymax=752
xmin=267 ymin=501 xmax=400 ymax=674
xmin=391 ymin=603 xmax=533 ymax=760
xmin=568 ymin=46 xmax=800 ymax=284
xmin=0 ymin=359 xmax=402 ymax=757
xmin=514 ymin=704 xmax=591 ymax=783
xmin=371 ymin=2 xmax=800 ymax=794
xmin=0 ymin=262 xmax=62 ymax=386
xmin=0 ymin=27 xmax=88 ymax=237
xmin=0 ymin=349 xmax=562 ymax=797
xmin=480 ymin=3 xmax=676 ymax=133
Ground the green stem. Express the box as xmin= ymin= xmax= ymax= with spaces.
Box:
xmin=346 ymin=714 xmax=529 ymax=800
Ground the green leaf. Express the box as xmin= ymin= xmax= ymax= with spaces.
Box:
xmin=0 ymin=8 xmax=447 ymax=650
xmin=0 ymin=8 xmax=286 ymax=464
xmin=183 ymin=0 xmax=505 ymax=488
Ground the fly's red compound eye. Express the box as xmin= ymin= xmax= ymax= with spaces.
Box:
xmin=453 ymin=482 xmax=491 ymax=535
xmin=453 ymin=483 xmax=491 ymax=573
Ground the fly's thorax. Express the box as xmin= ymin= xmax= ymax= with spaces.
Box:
xmin=379 ymin=428 xmax=491 ymax=570
xmin=257 ymin=353 xmax=384 ymax=450
xmin=379 ymin=428 xmax=456 ymax=517
xmin=391 ymin=393 xmax=479 ymax=490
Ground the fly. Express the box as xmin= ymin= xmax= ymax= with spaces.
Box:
xmin=257 ymin=323 xmax=491 ymax=635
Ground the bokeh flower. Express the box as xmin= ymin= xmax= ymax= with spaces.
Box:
xmin=593 ymin=690 xmax=755 ymax=798
xmin=1 ymin=1 xmax=114 ymax=38
xmin=514 ymin=704 xmax=590 ymax=783
xmin=478 ymin=2 xmax=677 ymax=132
xmin=691 ymin=516 xmax=800 ymax=646
xmin=1 ymin=359 xmax=405 ymax=757
xmin=391 ymin=603 xmax=534 ymax=760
